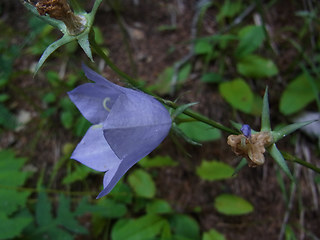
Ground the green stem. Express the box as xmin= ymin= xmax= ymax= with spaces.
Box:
xmin=90 ymin=36 xmax=237 ymax=134
xmin=281 ymin=151 xmax=320 ymax=174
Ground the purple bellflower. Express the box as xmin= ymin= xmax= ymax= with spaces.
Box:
xmin=68 ymin=65 xmax=172 ymax=198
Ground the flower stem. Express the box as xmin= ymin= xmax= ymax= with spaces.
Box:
xmin=90 ymin=36 xmax=237 ymax=134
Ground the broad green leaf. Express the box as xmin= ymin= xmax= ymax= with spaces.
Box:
xmin=237 ymin=55 xmax=278 ymax=78
xmin=139 ymin=155 xmax=178 ymax=168
xmin=60 ymin=111 xmax=74 ymax=129
xmin=235 ymin=25 xmax=265 ymax=57
xmin=0 ymin=190 xmax=31 ymax=216
xmin=280 ymin=74 xmax=319 ymax=115
xmin=127 ymin=169 xmax=156 ymax=198
xmin=0 ymin=212 xmax=32 ymax=239
xmin=203 ymin=229 xmax=226 ymax=240
xmin=217 ymin=0 xmax=242 ymax=22
xmin=178 ymin=120 xmax=221 ymax=142
xmin=146 ymin=199 xmax=173 ymax=214
xmin=195 ymin=40 xmax=212 ymax=55
xmin=196 ymin=160 xmax=234 ymax=181
xmin=169 ymin=214 xmax=200 ymax=240
xmin=219 ymin=78 xmax=254 ymax=113
xmin=267 ymin=144 xmax=294 ymax=181
xmin=214 ymin=194 xmax=254 ymax=215
xmin=201 ymin=72 xmax=223 ymax=83
xmin=111 ymin=214 xmax=167 ymax=240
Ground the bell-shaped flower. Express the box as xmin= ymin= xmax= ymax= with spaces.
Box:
xmin=68 ymin=65 xmax=172 ymax=198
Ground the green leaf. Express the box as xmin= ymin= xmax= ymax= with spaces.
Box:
xmin=0 ymin=104 xmax=17 ymax=129
xmin=178 ymin=119 xmax=221 ymax=142
xmin=111 ymin=214 xmax=168 ymax=240
xmin=202 ymin=229 xmax=226 ymax=240
xmin=172 ymin=102 xmax=198 ymax=120
xmin=232 ymin=158 xmax=247 ymax=176
xmin=237 ymin=55 xmax=278 ymax=78
xmin=267 ymin=144 xmax=294 ymax=181
xmin=194 ymin=40 xmax=212 ymax=55
xmin=217 ymin=0 xmax=242 ymax=22
xmin=127 ymin=169 xmax=156 ymax=198
xmin=219 ymin=78 xmax=254 ymax=113
xmin=146 ymin=199 xmax=173 ymax=214
xmin=214 ymin=194 xmax=254 ymax=215
xmin=196 ymin=160 xmax=234 ymax=181
xmin=0 ymin=190 xmax=31 ymax=216
xmin=178 ymin=63 xmax=192 ymax=84
xmin=271 ymin=120 xmax=315 ymax=142
xmin=201 ymin=72 xmax=223 ymax=83
xmin=279 ymin=74 xmax=319 ymax=115
xmin=62 ymin=164 xmax=94 ymax=185
xmin=139 ymin=156 xmax=178 ymax=168
xmin=169 ymin=214 xmax=200 ymax=240
xmin=60 ymin=111 xmax=74 ymax=129
xmin=0 ymin=212 xmax=33 ymax=239
xmin=36 ymin=191 xmax=53 ymax=227
xmin=235 ymin=25 xmax=265 ymax=57
xmin=261 ymin=87 xmax=271 ymax=131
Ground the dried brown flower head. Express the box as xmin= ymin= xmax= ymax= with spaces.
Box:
xmin=227 ymin=132 xmax=273 ymax=167
xmin=36 ymin=0 xmax=85 ymax=35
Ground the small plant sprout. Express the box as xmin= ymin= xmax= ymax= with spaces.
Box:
xmin=227 ymin=87 xmax=315 ymax=179
xmin=68 ymin=65 xmax=172 ymax=198
xmin=21 ymin=0 xmax=103 ymax=74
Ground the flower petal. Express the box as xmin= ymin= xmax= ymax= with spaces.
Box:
xmin=68 ymin=83 xmax=120 ymax=124
xmin=71 ymin=125 xmax=120 ymax=172
xmin=103 ymin=91 xmax=172 ymax=161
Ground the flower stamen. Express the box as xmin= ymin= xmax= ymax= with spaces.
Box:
xmin=103 ymin=97 xmax=111 ymax=112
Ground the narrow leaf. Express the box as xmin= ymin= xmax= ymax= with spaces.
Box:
xmin=267 ymin=144 xmax=294 ymax=181
xmin=77 ymin=34 xmax=94 ymax=62
xmin=232 ymin=158 xmax=247 ymax=176
xmin=172 ymin=102 xmax=198 ymax=119
xmin=261 ymin=87 xmax=271 ymax=131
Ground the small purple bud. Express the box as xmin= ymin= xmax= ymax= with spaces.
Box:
xmin=241 ymin=124 xmax=251 ymax=138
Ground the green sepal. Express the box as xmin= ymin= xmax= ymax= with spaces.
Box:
xmin=271 ymin=120 xmax=316 ymax=142
xmin=34 ymin=35 xmax=74 ymax=75
xmin=172 ymin=102 xmax=198 ymax=120
xmin=77 ymin=33 xmax=93 ymax=61
xmin=267 ymin=143 xmax=294 ymax=181
xmin=261 ymin=87 xmax=271 ymax=131
xmin=232 ymin=158 xmax=247 ymax=176
xmin=172 ymin=123 xmax=202 ymax=146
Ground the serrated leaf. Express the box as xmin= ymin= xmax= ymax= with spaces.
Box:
xmin=219 ymin=78 xmax=254 ymax=113
xmin=169 ymin=214 xmax=200 ymax=240
xmin=62 ymin=164 xmax=93 ymax=185
xmin=261 ymin=87 xmax=271 ymax=131
xmin=0 ymin=212 xmax=33 ymax=239
xmin=279 ymin=74 xmax=319 ymax=115
xmin=203 ymin=229 xmax=226 ymax=240
xmin=196 ymin=160 xmax=234 ymax=181
xmin=36 ymin=191 xmax=53 ymax=227
xmin=111 ymin=214 xmax=167 ymax=240
xmin=139 ymin=155 xmax=178 ymax=168
xmin=57 ymin=195 xmax=88 ymax=234
xmin=267 ymin=144 xmax=294 ymax=181
xmin=127 ymin=169 xmax=156 ymax=198
xmin=146 ymin=199 xmax=173 ymax=214
xmin=214 ymin=194 xmax=254 ymax=215
xmin=0 ymin=189 xmax=31 ymax=216
xmin=0 ymin=149 xmax=27 ymax=171
xmin=237 ymin=55 xmax=278 ymax=78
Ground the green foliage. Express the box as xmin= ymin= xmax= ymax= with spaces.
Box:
xmin=214 ymin=194 xmax=254 ymax=215
xmin=216 ymin=0 xmax=243 ymax=23
xmin=178 ymin=116 xmax=221 ymax=142
xmin=62 ymin=164 xmax=95 ymax=185
xmin=202 ymin=229 xmax=226 ymax=240
xmin=146 ymin=199 xmax=173 ymax=214
xmin=0 ymin=212 xmax=33 ymax=239
xmin=111 ymin=214 xmax=169 ymax=240
xmin=139 ymin=155 xmax=178 ymax=168
xmin=280 ymin=74 xmax=320 ymax=115
xmin=196 ymin=160 xmax=234 ymax=181
xmin=128 ymin=169 xmax=156 ymax=198
xmin=237 ymin=54 xmax=278 ymax=78
xmin=169 ymin=214 xmax=200 ymax=240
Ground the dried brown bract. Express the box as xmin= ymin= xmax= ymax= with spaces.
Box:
xmin=227 ymin=132 xmax=273 ymax=167
xmin=36 ymin=0 xmax=85 ymax=35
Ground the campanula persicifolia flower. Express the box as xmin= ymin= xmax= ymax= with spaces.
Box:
xmin=68 ymin=65 xmax=172 ymax=198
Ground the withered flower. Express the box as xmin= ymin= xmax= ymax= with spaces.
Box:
xmin=227 ymin=128 xmax=273 ymax=167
